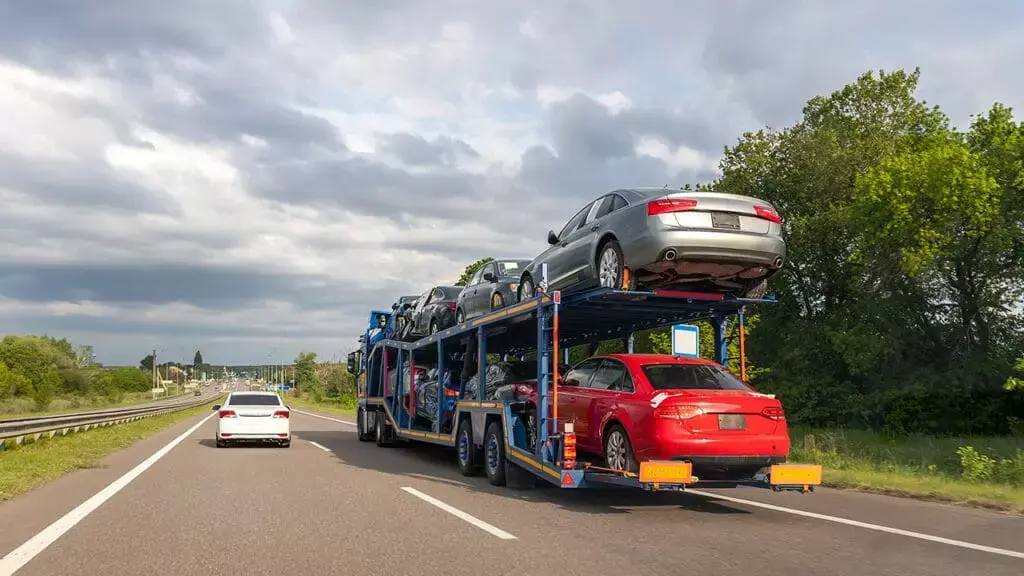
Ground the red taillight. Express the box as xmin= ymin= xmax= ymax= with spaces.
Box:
xmin=444 ymin=387 xmax=459 ymax=397
xmin=754 ymin=205 xmax=782 ymax=224
xmin=655 ymin=404 xmax=704 ymax=421
xmin=761 ymin=406 xmax=785 ymax=419
xmin=218 ymin=409 xmax=237 ymax=418
xmin=514 ymin=384 xmax=534 ymax=397
xmin=272 ymin=410 xmax=289 ymax=418
xmin=647 ymin=198 xmax=698 ymax=216
xmin=446 ymin=302 xmax=456 ymax=310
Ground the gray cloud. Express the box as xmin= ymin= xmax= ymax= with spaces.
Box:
xmin=378 ymin=133 xmax=479 ymax=167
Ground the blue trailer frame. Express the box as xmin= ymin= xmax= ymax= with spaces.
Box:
xmin=350 ymin=271 xmax=822 ymax=494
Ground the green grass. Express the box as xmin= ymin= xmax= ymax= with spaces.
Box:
xmin=0 ymin=391 xmax=187 ymax=420
xmin=0 ymin=399 xmax=219 ymax=501
xmin=284 ymin=393 xmax=357 ymax=418
xmin=789 ymin=427 xmax=1024 ymax=513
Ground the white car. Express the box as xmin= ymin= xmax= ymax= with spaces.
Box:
xmin=214 ymin=391 xmax=291 ymax=448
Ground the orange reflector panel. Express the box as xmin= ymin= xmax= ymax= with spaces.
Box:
xmin=638 ymin=461 xmax=693 ymax=484
xmin=769 ymin=464 xmax=822 ymax=486
xmin=561 ymin=473 xmax=574 ymax=486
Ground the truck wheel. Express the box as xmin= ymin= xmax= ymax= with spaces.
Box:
xmin=375 ymin=410 xmax=393 ymax=447
xmin=356 ymin=408 xmax=371 ymax=441
xmin=484 ymin=421 xmax=507 ymax=486
xmin=456 ymin=419 xmax=481 ymax=476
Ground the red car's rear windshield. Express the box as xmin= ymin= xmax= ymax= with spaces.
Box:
xmin=641 ymin=363 xmax=752 ymax=391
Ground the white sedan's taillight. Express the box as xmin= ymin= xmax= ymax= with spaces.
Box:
xmin=219 ymin=410 xmax=237 ymax=418
xmin=272 ymin=410 xmax=290 ymax=419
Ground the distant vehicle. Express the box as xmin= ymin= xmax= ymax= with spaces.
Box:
xmin=455 ymin=259 xmax=531 ymax=322
xmin=498 ymin=353 xmax=790 ymax=479
xmin=399 ymin=285 xmax=463 ymax=340
xmin=516 ymin=188 xmax=786 ymax=301
xmin=391 ymin=295 xmax=420 ymax=336
xmin=213 ymin=392 xmax=291 ymax=448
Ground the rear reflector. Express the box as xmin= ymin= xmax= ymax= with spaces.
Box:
xmin=754 ymin=205 xmax=782 ymax=224
xmin=272 ymin=410 xmax=289 ymax=418
xmin=761 ymin=406 xmax=785 ymax=419
xmin=219 ymin=410 xmax=237 ymax=418
xmin=655 ymin=404 xmax=704 ymax=421
xmin=647 ymin=198 xmax=698 ymax=216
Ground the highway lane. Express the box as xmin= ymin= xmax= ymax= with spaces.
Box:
xmin=0 ymin=408 xmax=1020 ymax=576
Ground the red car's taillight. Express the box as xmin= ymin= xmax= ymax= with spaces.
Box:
xmin=647 ymin=198 xmax=698 ymax=216
xmin=654 ymin=404 xmax=704 ymax=421
xmin=761 ymin=406 xmax=785 ymax=420
xmin=218 ymin=409 xmax=237 ymax=418
xmin=754 ymin=205 xmax=782 ymax=224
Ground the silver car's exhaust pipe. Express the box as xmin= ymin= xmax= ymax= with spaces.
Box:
xmin=773 ymin=256 xmax=784 ymax=268
xmin=663 ymin=249 xmax=677 ymax=261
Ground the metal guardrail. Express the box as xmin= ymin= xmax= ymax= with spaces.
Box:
xmin=0 ymin=392 xmax=222 ymax=448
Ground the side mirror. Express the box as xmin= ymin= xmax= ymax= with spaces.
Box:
xmin=347 ymin=352 xmax=357 ymax=375
xmin=212 ymin=405 xmax=221 ymax=411
xmin=391 ymin=303 xmax=398 ymax=310
xmin=483 ymin=272 xmax=496 ymax=282
xmin=547 ymin=230 xmax=559 ymax=245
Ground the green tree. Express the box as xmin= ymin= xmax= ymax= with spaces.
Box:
xmin=455 ymin=257 xmax=493 ymax=286
xmin=193 ymin=350 xmax=203 ymax=372
xmin=294 ymin=352 xmax=317 ymax=398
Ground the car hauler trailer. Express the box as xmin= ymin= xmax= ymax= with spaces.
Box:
xmin=350 ymin=268 xmax=822 ymax=494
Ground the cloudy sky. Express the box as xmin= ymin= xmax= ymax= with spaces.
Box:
xmin=0 ymin=1 xmax=1021 ymax=366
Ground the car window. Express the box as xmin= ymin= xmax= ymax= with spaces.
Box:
xmin=228 ymin=394 xmax=282 ymax=406
xmin=593 ymin=195 xmax=616 ymax=219
xmin=562 ymin=358 xmax=602 ymax=387
xmin=610 ymin=194 xmax=628 ymax=212
xmin=590 ymin=359 xmax=633 ymax=392
xmin=558 ymin=203 xmax=592 ymax=239
xmin=580 ymin=198 xmax=605 ymax=226
xmin=641 ymin=364 xmax=752 ymax=391
xmin=468 ymin=268 xmax=483 ymax=286
xmin=481 ymin=262 xmax=497 ymax=280
xmin=439 ymin=286 xmax=463 ymax=299
xmin=497 ymin=260 xmax=528 ymax=277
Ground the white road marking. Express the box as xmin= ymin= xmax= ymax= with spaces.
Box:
xmin=292 ymin=408 xmax=356 ymax=426
xmin=401 ymin=487 xmax=517 ymax=540
xmin=308 ymin=440 xmax=331 ymax=452
xmin=687 ymin=489 xmax=1024 ymax=560
xmin=0 ymin=413 xmax=216 ymax=576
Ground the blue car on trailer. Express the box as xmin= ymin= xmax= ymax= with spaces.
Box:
xmin=347 ymin=267 xmax=822 ymax=493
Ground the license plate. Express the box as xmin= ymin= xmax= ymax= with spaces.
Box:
xmin=711 ymin=212 xmax=741 ymax=230
xmin=638 ymin=461 xmax=693 ymax=484
xmin=718 ymin=414 xmax=746 ymax=430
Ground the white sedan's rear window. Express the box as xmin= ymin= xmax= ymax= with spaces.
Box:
xmin=227 ymin=394 xmax=281 ymax=406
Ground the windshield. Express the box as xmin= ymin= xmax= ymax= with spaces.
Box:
xmin=227 ymin=394 xmax=282 ymax=406
xmin=438 ymin=286 xmax=464 ymax=300
xmin=641 ymin=364 xmax=752 ymax=391
xmin=496 ymin=260 xmax=530 ymax=277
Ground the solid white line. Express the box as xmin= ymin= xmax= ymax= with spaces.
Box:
xmin=401 ymin=487 xmax=517 ymax=540
xmin=308 ymin=440 xmax=331 ymax=452
xmin=0 ymin=413 xmax=216 ymax=576
xmin=686 ymin=489 xmax=1024 ymax=560
xmin=291 ymin=408 xmax=356 ymax=427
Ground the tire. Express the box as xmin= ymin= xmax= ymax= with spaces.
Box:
xmin=216 ymin=439 xmax=226 ymax=448
xmin=742 ymin=278 xmax=768 ymax=299
xmin=375 ymin=409 xmax=392 ymax=447
xmin=456 ymin=309 xmax=465 ymax=324
xmin=597 ymin=240 xmax=625 ymax=289
xmin=603 ymin=424 xmax=638 ymax=473
xmin=429 ymin=319 xmax=438 ymax=334
xmin=490 ymin=292 xmax=506 ymax=311
xmin=356 ymin=408 xmax=371 ymax=441
xmin=456 ymin=419 xmax=480 ymax=476
xmin=517 ymin=275 xmax=535 ymax=302
xmin=281 ymin=440 xmax=291 ymax=448
xmin=484 ymin=421 xmax=507 ymax=486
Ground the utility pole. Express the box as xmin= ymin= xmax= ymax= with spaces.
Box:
xmin=152 ymin=348 xmax=157 ymax=388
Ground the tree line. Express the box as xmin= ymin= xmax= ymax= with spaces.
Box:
xmin=463 ymin=68 xmax=1024 ymax=437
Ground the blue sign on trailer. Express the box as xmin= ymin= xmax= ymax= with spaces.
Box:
xmin=348 ymin=269 xmax=822 ymax=495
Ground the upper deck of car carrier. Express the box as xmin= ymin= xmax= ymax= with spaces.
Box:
xmin=352 ymin=271 xmax=822 ymax=495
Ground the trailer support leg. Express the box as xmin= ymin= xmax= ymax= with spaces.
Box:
xmin=436 ymin=339 xmax=445 ymax=434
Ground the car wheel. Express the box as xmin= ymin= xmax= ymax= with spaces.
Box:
xmin=603 ymin=424 xmax=638 ymax=473
xmin=490 ymin=292 xmax=506 ymax=311
xmin=597 ymin=240 xmax=625 ymax=289
xmin=456 ymin=308 xmax=465 ymax=324
xmin=429 ymin=319 xmax=438 ymax=334
xmin=281 ymin=440 xmax=291 ymax=448
xmin=742 ymin=278 xmax=768 ymax=299
xmin=456 ymin=419 xmax=480 ymax=476
xmin=518 ymin=276 xmax=534 ymax=301
xmin=356 ymin=408 xmax=371 ymax=441
xmin=484 ymin=421 xmax=507 ymax=486
xmin=216 ymin=438 xmax=226 ymax=448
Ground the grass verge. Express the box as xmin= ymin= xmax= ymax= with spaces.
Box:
xmin=789 ymin=428 xmax=1024 ymax=514
xmin=0 ymin=391 xmax=188 ymax=420
xmin=0 ymin=399 xmax=219 ymax=501
xmin=284 ymin=393 xmax=356 ymax=418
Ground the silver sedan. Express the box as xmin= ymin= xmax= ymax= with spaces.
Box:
xmin=516 ymin=188 xmax=786 ymax=300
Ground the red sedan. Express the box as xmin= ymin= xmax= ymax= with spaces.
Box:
xmin=514 ymin=353 xmax=791 ymax=480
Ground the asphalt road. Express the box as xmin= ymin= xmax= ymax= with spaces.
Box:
xmin=1 ymin=408 xmax=1021 ymax=576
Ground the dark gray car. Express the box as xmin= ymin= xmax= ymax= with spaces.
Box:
xmin=515 ymin=188 xmax=787 ymax=300
xmin=390 ymin=295 xmax=419 ymax=337
xmin=400 ymin=285 xmax=463 ymax=340
xmin=455 ymin=259 xmax=531 ymax=322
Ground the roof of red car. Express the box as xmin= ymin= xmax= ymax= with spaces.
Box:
xmin=599 ymin=353 xmax=716 ymax=366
